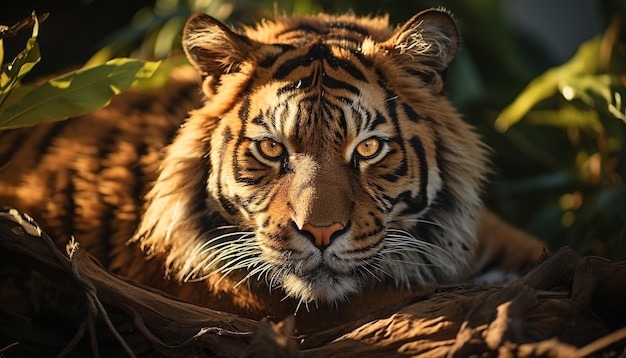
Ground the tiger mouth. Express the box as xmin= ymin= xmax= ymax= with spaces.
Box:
xmin=281 ymin=266 xmax=361 ymax=304
xmin=255 ymin=226 xmax=384 ymax=303
xmin=298 ymin=264 xmax=348 ymax=283
xmin=253 ymin=237 xmax=364 ymax=303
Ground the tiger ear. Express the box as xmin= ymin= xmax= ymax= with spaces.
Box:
xmin=384 ymin=8 xmax=458 ymax=91
xmin=182 ymin=14 xmax=253 ymax=83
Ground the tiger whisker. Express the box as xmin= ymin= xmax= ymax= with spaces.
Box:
xmin=200 ymin=236 xmax=258 ymax=268
xmin=392 ymin=218 xmax=474 ymax=239
xmin=364 ymin=260 xmax=394 ymax=280
xmin=377 ymin=225 xmax=468 ymax=287
xmin=182 ymin=231 xmax=261 ymax=284
xmin=377 ymin=257 xmax=442 ymax=267
xmin=232 ymin=261 xmax=275 ymax=288
xmin=195 ymin=231 xmax=256 ymax=255
xmin=294 ymin=298 xmax=305 ymax=315
xmin=358 ymin=260 xmax=384 ymax=282
xmin=384 ymin=231 xmax=458 ymax=262
xmin=389 ymin=218 xmax=448 ymax=230
xmin=381 ymin=243 xmax=450 ymax=264
xmin=213 ymin=254 xmax=260 ymax=288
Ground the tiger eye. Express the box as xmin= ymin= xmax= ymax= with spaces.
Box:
xmin=258 ymin=138 xmax=285 ymax=159
xmin=355 ymin=138 xmax=382 ymax=159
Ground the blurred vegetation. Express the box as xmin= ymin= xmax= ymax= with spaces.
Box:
xmin=0 ymin=13 xmax=161 ymax=129
xmin=1 ymin=0 xmax=625 ymax=259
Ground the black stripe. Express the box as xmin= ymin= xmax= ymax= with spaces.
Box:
xmin=248 ymin=182 xmax=273 ymax=207
xmin=340 ymin=59 xmax=367 ymax=82
xmin=275 ymin=24 xmax=328 ymax=38
xmin=64 ymin=168 xmax=77 ymax=240
xmin=277 ymin=73 xmax=314 ymax=95
xmin=274 ymin=44 xmax=367 ymax=86
xmin=405 ymin=136 xmax=429 ymax=214
xmin=0 ymin=130 xmax=28 ymax=168
xmin=32 ymin=121 xmax=70 ymax=164
xmin=402 ymin=103 xmax=422 ymax=122
xmin=380 ymin=173 xmax=399 ymax=182
xmin=233 ymin=97 xmax=250 ymax=157
xmin=322 ymin=21 xmax=370 ymax=36
xmin=216 ymin=127 xmax=238 ymax=216
xmin=234 ymin=99 xmax=262 ymax=187
xmin=321 ymin=75 xmax=359 ymax=94
xmin=352 ymin=217 xmax=383 ymax=242
xmin=274 ymin=50 xmax=316 ymax=80
xmin=430 ymin=133 xmax=456 ymax=210
xmin=98 ymin=127 xmax=121 ymax=264
xmin=368 ymin=110 xmax=388 ymax=132
xmin=258 ymin=44 xmax=296 ymax=69
xmin=382 ymin=87 xmax=411 ymax=180
xmin=251 ymin=113 xmax=269 ymax=130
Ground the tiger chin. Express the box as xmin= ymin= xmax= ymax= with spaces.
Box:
xmin=0 ymin=8 xmax=546 ymax=329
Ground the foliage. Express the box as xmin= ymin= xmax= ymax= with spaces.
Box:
xmin=84 ymin=0 xmax=237 ymax=65
xmin=0 ymin=13 xmax=161 ymax=130
xmin=491 ymin=10 xmax=626 ymax=259
xmin=1 ymin=0 xmax=624 ymax=259
xmin=0 ymin=12 xmax=43 ymax=121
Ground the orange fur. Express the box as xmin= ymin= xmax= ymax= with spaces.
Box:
xmin=0 ymin=9 xmax=546 ymax=332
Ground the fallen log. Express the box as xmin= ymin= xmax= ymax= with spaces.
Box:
xmin=1 ymin=207 xmax=625 ymax=357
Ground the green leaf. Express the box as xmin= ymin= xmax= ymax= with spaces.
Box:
xmin=494 ymin=36 xmax=602 ymax=132
xmin=133 ymin=56 xmax=190 ymax=90
xmin=524 ymin=105 xmax=604 ymax=134
xmin=559 ymin=74 xmax=626 ymax=122
xmin=0 ymin=38 xmax=4 ymax=68
xmin=0 ymin=58 xmax=160 ymax=129
xmin=0 ymin=13 xmax=41 ymax=105
xmin=0 ymin=84 xmax=35 ymax=110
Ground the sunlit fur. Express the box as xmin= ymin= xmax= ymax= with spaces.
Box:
xmin=132 ymin=9 xmax=489 ymax=307
xmin=0 ymin=9 xmax=547 ymax=324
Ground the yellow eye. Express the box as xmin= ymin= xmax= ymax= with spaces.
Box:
xmin=355 ymin=137 xmax=382 ymax=159
xmin=258 ymin=138 xmax=285 ymax=159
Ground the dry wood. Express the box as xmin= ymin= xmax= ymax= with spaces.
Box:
xmin=1 ymin=207 xmax=625 ymax=357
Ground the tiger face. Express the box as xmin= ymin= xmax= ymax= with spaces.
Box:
xmin=134 ymin=9 xmax=488 ymax=306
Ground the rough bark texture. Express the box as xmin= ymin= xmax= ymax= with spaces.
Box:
xmin=1 ymin=207 xmax=625 ymax=357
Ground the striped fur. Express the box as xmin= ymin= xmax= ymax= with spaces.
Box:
xmin=136 ymin=9 xmax=489 ymax=303
xmin=0 ymin=9 xmax=545 ymax=324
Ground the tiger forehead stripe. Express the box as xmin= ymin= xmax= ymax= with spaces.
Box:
xmin=269 ymin=14 xmax=389 ymax=42
xmin=273 ymin=43 xmax=368 ymax=83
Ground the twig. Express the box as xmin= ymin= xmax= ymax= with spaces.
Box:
xmin=0 ymin=12 xmax=49 ymax=40
xmin=0 ymin=208 xmax=136 ymax=357
xmin=576 ymin=327 xmax=626 ymax=357
xmin=194 ymin=326 xmax=255 ymax=338
xmin=65 ymin=240 xmax=137 ymax=357
xmin=57 ymin=319 xmax=89 ymax=357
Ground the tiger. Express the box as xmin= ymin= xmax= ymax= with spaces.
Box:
xmin=0 ymin=8 xmax=545 ymax=330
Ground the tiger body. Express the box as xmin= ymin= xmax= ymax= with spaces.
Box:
xmin=0 ymin=9 xmax=544 ymax=330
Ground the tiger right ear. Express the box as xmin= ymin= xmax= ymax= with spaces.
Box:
xmin=387 ymin=8 xmax=458 ymax=68
xmin=383 ymin=9 xmax=458 ymax=92
xmin=182 ymin=14 xmax=254 ymax=83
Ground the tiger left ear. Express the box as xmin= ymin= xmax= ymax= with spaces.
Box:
xmin=384 ymin=8 xmax=458 ymax=91
xmin=182 ymin=14 xmax=255 ymax=88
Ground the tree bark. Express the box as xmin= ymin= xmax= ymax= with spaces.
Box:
xmin=1 ymin=207 xmax=625 ymax=357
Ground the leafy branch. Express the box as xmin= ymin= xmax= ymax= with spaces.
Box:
xmin=0 ymin=12 xmax=161 ymax=131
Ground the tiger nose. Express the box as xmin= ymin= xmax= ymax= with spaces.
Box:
xmin=301 ymin=222 xmax=345 ymax=248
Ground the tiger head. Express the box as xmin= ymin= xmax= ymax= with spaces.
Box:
xmin=133 ymin=9 xmax=488 ymax=306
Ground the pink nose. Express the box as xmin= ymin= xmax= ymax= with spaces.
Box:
xmin=301 ymin=223 xmax=345 ymax=248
